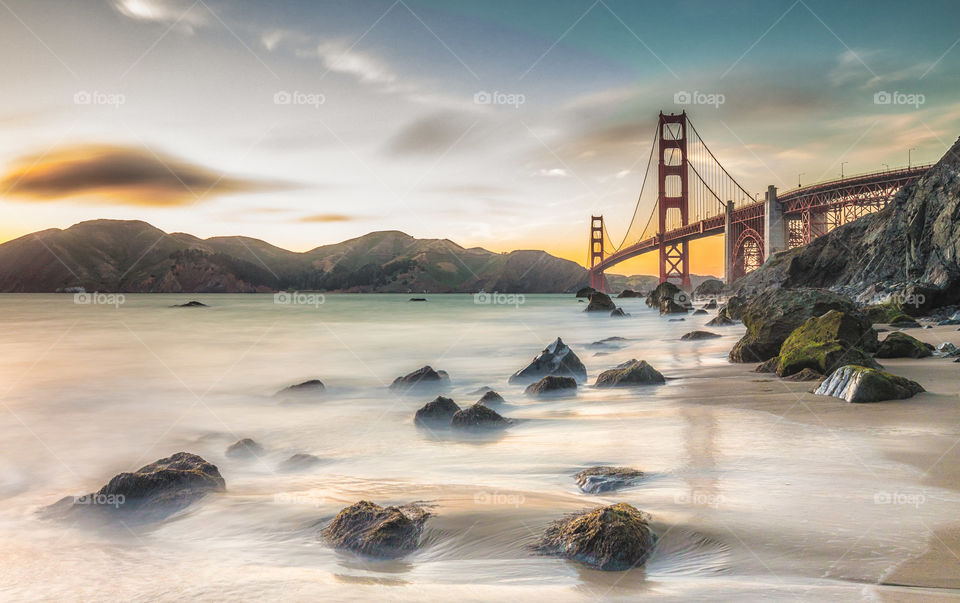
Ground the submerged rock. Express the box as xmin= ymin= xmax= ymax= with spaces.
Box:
xmin=278 ymin=453 xmax=322 ymax=471
xmin=171 ymin=300 xmax=207 ymax=307
xmin=525 ymin=375 xmax=577 ymax=396
xmin=585 ymin=292 xmax=617 ymax=312
xmin=775 ymin=310 xmax=880 ymax=377
xmin=414 ymin=396 xmax=460 ymax=426
xmin=226 ymin=438 xmax=265 ymax=459
xmin=815 ymin=365 xmax=925 ymax=403
xmin=706 ymin=314 xmax=735 ymax=327
xmin=451 ymin=403 xmax=510 ymax=430
xmin=323 ymin=500 xmax=428 ymax=559
xmin=509 ymin=337 xmax=587 ymax=383
xmin=43 ymin=452 xmax=225 ymax=521
xmin=389 ymin=366 xmax=450 ymax=391
xmin=574 ymin=467 xmax=644 ymax=494
xmin=610 ymin=307 xmax=629 ymax=317
xmin=595 ymin=359 xmax=665 ymax=387
xmin=535 ymin=503 xmax=656 ymax=571
xmin=875 ymin=332 xmax=934 ymax=358
xmin=277 ymin=379 xmax=325 ymax=396
xmin=409 ymin=297 xmax=428 ymax=302
xmin=681 ymin=330 xmax=720 ymax=340
xmin=477 ymin=390 xmax=505 ymax=406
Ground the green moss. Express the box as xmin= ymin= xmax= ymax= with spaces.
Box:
xmin=862 ymin=303 xmax=903 ymax=324
xmin=776 ymin=311 xmax=879 ymax=376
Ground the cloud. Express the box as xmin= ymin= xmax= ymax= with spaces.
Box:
xmin=1 ymin=144 xmax=287 ymax=206
xmin=384 ymin=112 xmax=476 ymax=156
xmin=305 ymin=41 xmax=397 ymax=86
xmin=298 ymin=213 xmax=355 ymax=223
xmin=536 ymin=168 xmax=568 ymax=178
xmin=111 ymin=0 xmax=208 ymax=32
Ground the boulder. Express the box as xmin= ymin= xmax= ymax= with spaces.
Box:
xmin=509 ymin=337 xmax=587 ymax=383
xmin=576 ymin=286 xmax=597 ymax=298
xmin=706 ymin=314 xmax=735 ymax=327
xmin=659 ymin=297 xmax=690 ymax=314
xmin=226 ymin=438 xmax=264 ymax=459
xmin=815 ymin=365 xmax=925 ymax=403
xmin=477 ymin=390 xmax=505 ymax=406
xmin=535 ymin=503 xmax=656 ymax=571
xmin=450 ymin=403 xmax=510 ymax=430
xmin=574 ymin=467 xmax=644 ymax=494
xmin=595 ymin=360 xmax=665 ymax=387
xmin=875 ymin=332 xmax=934 ymax=358
xmin=414 ymin=396 xmax=460 ymax=426
xmin=681 ymin=330 xmax=720 ymax=340
xmin=617 ymin=289 xmax=642 ymax=298
xmin=646 ymin=282 xmax=682 ymax=308
xmin=936 ymin=342 xmax=958 ymax=356
xmin=693 ymin=278 xmax=724 ymax=298
xmin=43 ymin=452 xmax=225 ymax=521
xmin=781 ymin=368 xmax=825 ymax=382
xmin=889 ymin=314 xmax=922 ymax=329
xmin=718 ymin=295 xmax=748 ymax=320
xmin=863 ymin=303 xmax=902 ymax=324
xmin=775 ymin=310 xmax=880 ymax=377
xmin=323 ymin=500 xmax=428 ymax=559
xmin=755 ymin=357 xmax=779 ymax=373
xmin=277 ymin=379 xmax=325 ymax=396
xmin=389 ymin=366 xmax=450 ymax=391
xmin=525 ymin=376 xmax=577 ymax=396
xmin=610 ymin=307 xmax=629 ymax=317
xmin=278 ymin=453 xmax=322 ymax=471
xmin=585 ymin=292 xmax=616 ymax=312
xmin=729 ymin=289 xmax=856 ymax=363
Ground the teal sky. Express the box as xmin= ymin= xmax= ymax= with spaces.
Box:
xmin=1 ymin=0 xmax=958 ymax=271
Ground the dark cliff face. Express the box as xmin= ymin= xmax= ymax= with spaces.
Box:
xmin=738 ymin=135 xmax=960 ymax=307
xmin=0 ymin=221 xmax=591 ymax=293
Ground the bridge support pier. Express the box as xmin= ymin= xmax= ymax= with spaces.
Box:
xmin=723 ymin=201 xmax=734 ymax=284
xmin=763 ymin=185 xmax=786 ymax=260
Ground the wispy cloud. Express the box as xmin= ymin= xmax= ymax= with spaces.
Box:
xmin=298 ymin=213 xmax=355 ymax=223
xmin=111 ymin=0 xmax=208 ymax=33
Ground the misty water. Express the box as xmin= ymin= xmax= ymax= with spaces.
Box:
xmin=0 ymin=293 xmax=955 ymax=600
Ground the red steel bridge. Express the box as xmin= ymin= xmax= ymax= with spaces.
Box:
xmin=588 ymin=111 xmax=931 ymax=291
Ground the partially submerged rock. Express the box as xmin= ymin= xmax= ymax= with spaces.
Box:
xmin=409 ymin=297 xmax=428 ymax=302
xmin=815 ymin=365 xmax=925 ymax=403
xmin=509 ymin=337 xmax=587 ymax=383
xmin=585 ymin=292 xmax=616 ymax=312
xmin=277 ymin=379 xmax=325 ymax=396
xmin=323 ymin=500 xmax=428 ymax=559
xmin=390 ymin=366 xmax=450 ymax=391
xmin=278 ymin=453 xmax=322 ymax=471
xmin=595 ymin=359 xmax=665 ymax=387
xmin=706 ymin=314 xmax=735 ymax=327
xmin=646 ymin=282 xmax=682 ymax=308
xmin=704 ymin=299 xmax=718 ymax=310
xmin=451 ymin=403 xmax=510 ymax=430
xmin=535 ymin=503 xmax=656 ymax=571
xmin=43 ymin=452 xmax=225 ymax=521
xmin=574 ymin=467 xmax=644 ymax=494
xmin=575 ymin=286 xmax=596 ymax=298
xmin=659 ymin=297 xmax=690 ymax=314
xmin=681 ymin=330 xmax=720 ymax=340
xmin=414 ymin=396 xmax=460 ymax=426
xmin=617 ymin=289 xmax=642 ymax=298
xmin=875 ymin=332 xmax=934 ymax=358
xmin=171 ymin=300 xmax=207 ymax=307
xmin=477 ymin=390 xmax=505 ymax=406
xmin=693 ymin=279 xmax=724 ymax=298
xmin=692 ymin=309 xmax=708 ymax=315
xmin=610 ymin=307 xmax=629 ymax=317
xmin=226 ymin=438 xmax=265 ymax=459
xmin=775 ymin=310 xmax=880 ymax=377
xmin=718 ymin=295 xmax=747 ymax=321
xmin=526 ymin=375 xmax=577 ymax=396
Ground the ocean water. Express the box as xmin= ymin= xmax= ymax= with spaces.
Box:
xmin=0 ymin=293 xmax=954 ymax=601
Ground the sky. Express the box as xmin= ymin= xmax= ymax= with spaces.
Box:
xmin=1 ymin=0 xmax=958 ymax=276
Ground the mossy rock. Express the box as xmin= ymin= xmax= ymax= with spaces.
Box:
xmin=645 ymin=282 xmax=682 ymax=308
xmin=775 ymin=310 xmax=880 ymax=376
xmin=595 ymin=360 xmax=665 ymax=387
xmin=755 ymin=357 xmax=779 ymax=373
xmin=862 ymin=303 xmax=903 ymax=324
xmin=875 ymin=332 xmax=934 ymax=358
xmin=574 ymin=467 xmax=644 ymax=494
xmin=719 ymin=295 xmax=748 ymax=320
xmin=815 ymin=365 xmax=925 ymax=403
xmin=888 ymin=314 xmax=922 ymax=328
xmin=535 ymin=503 xmax=656 ymax=571
xmin=323 ymin=500 xmax=428 ymax=559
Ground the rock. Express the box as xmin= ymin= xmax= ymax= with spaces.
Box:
xmin=585 ymin=292 xmax=616 ymax=312
xmin=875 ymin=332 xmax=934 ymax=358
xmin=450 ymin=403 xmax=510 ymax=430
xmin=890 ymin=314 xmax=922 ymax=329
xmin=589 ymin=336 xmax=627 ymax=348
xmin=414 ymin=396 xmax=460 ymax=426
xmin=323 ymin=500 xmax=428 ymax=559
xmin=595 ymin=359 xmax=665 ymax=387
xmin=668 ymin=317 xmax=685 ymax=322
xmin=610 ymin=307 xmax=629 ymax=317
xmin=278 ymin=453 xmax=322 ymax=471
xmin=704 ymin=299 xmax=718 ymax=310
xmin=535 ymin=503 xmax=656 ymax=571
xmin=781 ymin=368 xmax=824 ymax=382
xmin=525 ymin=376 xmax=578 ymax=396
xmin=936 ymin=342 xmax=958 ymax=356
xmin=693 ymin=309 xmax=708 ymax=315
xmin=576 ymin=286 xmax=597 ymax=298
xmin=509 ymin=337 xmax=587 ymax=383
xmin=694 ymin=278 xmax=724 ymax=298
xmin=477 ymin=390 xmax=505 ymax=406
xmin=938 ymin=318 xmax=960 ymax=326
xmin=171 ymin=300 xmax=207 ymax=307
xmin=646 ymin=282 xmax=683 ymax=308
xmin=594 ymin=352 xmax=610 ymax=357
xmin=863 ymin=303 xmax=902 ymax=324
xmin=468 ymin=386 xmax=494 ymax=395
xmin=755 ymin=357 xmax=779 ymax=373
xmin=706 ymin=314 xmax=735 ymax=327
xmin=718 ymin=295 xmax=747 ymax=320
xmin=43 ymin=452 xmax=225 ymax=521
xmin=775 ymin=310 xmax=880 ymax=377
xmin=659 ymin=297 xmax=690 ymax=314
xmin=617 ymin=289 xmax=642 ymax=298
xmin=729 ymin=289 xmax=856 ymax=363
xmin=409 ymin=297 xmax=427 ymax=302
xmin=681 ymin=330 xmax=720 ymax=340
xmin=389 ymin=366 xmax=450 ymax=391
xmin=574 ymin=467 xmax=644 ymax=494
xmin=226 ymin=438 xmax=264 ymax=459
xmin=815 ymin=365 xmax=925 ymax=403
xmin=277 ymin=379 xmax=325 ymax=396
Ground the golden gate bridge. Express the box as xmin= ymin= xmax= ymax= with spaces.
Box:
xmin=588 ymin=111 xmax=932 ymax=291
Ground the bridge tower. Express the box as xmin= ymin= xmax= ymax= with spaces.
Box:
xmin=657 ymin=112 xmax=691 ymax=288
xmin=588 ymin=215 xmax=608 ymax=291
